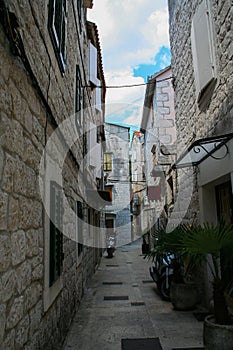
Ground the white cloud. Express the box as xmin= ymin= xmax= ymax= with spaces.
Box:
xmin=105 ymin=67 xmax=145 ymax=104
xmin=88 ymin=0 xmax=169 ymax=70
xmin=87 ymin=0 xmax=169 ymax=126
xmin=142 ymin=9 xmax=169 ymax=50
xmin=104 ymin=67 xmax=146 ymax=126
xmin=123 ymin=106 xmax=144 ymax=126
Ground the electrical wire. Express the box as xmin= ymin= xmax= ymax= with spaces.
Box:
xmin=107 ymin=179 xmax=146 ymax=183
xmin=85 ymin=76 xmax=173 ymax=89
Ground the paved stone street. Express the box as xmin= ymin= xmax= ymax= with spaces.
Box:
xmin=63 ymin=240 xmax=204 ymax=350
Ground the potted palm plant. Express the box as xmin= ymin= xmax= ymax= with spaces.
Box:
xmin=146 ymin=224 xmax=199 ymax=309
xmin=179 ymin=221 xmax=233 ymax=350
xmin=146 ymin=221 xmax=233 ymax=348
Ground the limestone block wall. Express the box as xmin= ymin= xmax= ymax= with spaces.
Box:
xmin=155 ymin=68 xmax=176 ymax=148
xmin=0 ymin=1 xmax=101 ymax=349
xmin=104 ymin=124 xmax=131 ymax=246
xmin=168 ymin=0 xmax=233 ymax=225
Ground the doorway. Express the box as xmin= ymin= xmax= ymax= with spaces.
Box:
xmin=215 ymin=180 xmax=233 ymax=290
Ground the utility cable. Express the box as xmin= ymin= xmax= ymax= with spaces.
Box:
xmin=86 ymin=76 xmax=173 ymax=89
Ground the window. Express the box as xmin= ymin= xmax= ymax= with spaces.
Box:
xmin=191 ymin=0 xmax=216 ymax=107
xmin=75 ymin=65 xmax=82 ymax=113
xmin=48 ymin=0 xmax=67 ymax=74
xmin=104 ymin=153 xmax=112 ymax=171
xmin=216 ymin=181 xmax=233 ymax=291
xmin=77 ymin=0 xmax=82 ymax=21
xmin=104 ymin=185 xmax=113 ymax=202
xmin=89 ymin=42 xmax=98 ymax=85
xmin=50 ymin=181 xmax=64 ymax=286
xmin=95 ymin=83 xmax=102 ymax=112
xmin=83 ymin=132 xmax=87 ymax=157
xmin=76 ymin=201 xmax=83 ymax=256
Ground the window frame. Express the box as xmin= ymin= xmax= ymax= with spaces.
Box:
xmin=104 ymin=153 xmax=113 ymax=172
xmin=48 ymin=0 xmax=67 ymax=74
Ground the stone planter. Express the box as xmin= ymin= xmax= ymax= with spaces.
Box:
xmin=170 ymin=281 xmax=198 ymax=310
xmin=203 ymin=315 xmax=233 ymax=350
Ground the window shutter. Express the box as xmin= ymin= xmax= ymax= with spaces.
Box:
xmin=75 ymin=65 xmax=82 ymax=113
xmin=77 ymin=0 xmax=82 ymax=19
xmin=191 ymin=0 xmax=216 ymax=99
xmin=83 ymin=0 xmax=93 ymax=8
xmin=50 ymin=181 xmax=64 ymax=286
xmin=95 ymin=80 xmax=102 ymax=112
xmin=54 ymin=0 xmax=62 ymax=42
xmin=148 ymin=186 xmax=161 ymax=201
xmin=89 ymin=42 xmax=98 ymax=85
xmin=77 ymin=201 xmax=83 ymax=255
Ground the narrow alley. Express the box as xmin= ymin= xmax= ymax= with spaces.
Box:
xmin=63 ymin=239 xmax=204 ymax=350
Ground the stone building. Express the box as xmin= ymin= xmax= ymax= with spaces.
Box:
xmin=140 ymin=66 xmax=176 ymax=247
xmin=0 ymin=0 xmax=107 ymax=348
xmin=130 ymin=131 xmax=145 ymax=240
xmin=103 ymin=123 xmax=131 ymax=247
xmin=168 ymin=0 xmax=233 ymax=307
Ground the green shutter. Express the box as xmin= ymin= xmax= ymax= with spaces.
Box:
xmin=50 ymin=181 xmax=64 ymax=286
xmin=75 ymin=66 xmax=82 ymax=113
xmin=77 ymin=201 xmax=83 ymax=255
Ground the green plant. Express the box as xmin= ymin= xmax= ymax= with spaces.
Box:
xmin=145 ymin=224 xmax=190 ymax=283
xmin=146 ymin=221 xmax=233 ymax=324
xmin=180 ymin=221 xmax=233 ymax=325
xmin=151 ymin=221 xmax=233 ymax=324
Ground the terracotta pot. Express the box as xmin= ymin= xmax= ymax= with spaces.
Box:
xmin=203 ymin=315 xmax=233 ymax=350
xmin=170 ymin=281 xmax=198 ymax=310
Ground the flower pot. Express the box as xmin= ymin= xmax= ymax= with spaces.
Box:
xmin=203 ymin=315 xmax=233 ymax=350
xmin=170 ymin=281 xmax=198 ymax=310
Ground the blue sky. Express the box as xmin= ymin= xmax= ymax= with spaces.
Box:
xmin=133 ymin=46 xmax=171 ymax=81
xmin=88 ymin=0 xmax=170 ymax=129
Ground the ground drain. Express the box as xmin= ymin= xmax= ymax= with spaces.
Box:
xmin=106 ymin=264 xmax=119 ymax=267
xmin=121 ymin=337 xmax=163 ymax=350
xmin=102 ymin=282 xmax=123 ymax=285
xmin=127 ymin=262 xmax=132 ymax=264
xmin=104 ymin=296 xmax=129 ymax=301
xmin=131 ymin=302 xmax=145 ymax=306
xmin=142 ymin=280 xmax=154 ymax=284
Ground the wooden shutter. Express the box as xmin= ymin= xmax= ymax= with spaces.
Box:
xmin=191 ymin=0 xmax=216 ymax=99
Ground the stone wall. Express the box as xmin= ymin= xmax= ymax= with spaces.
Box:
xmin=155 ymin=67 xmax=176 ymax=148
xmin=168 ymin=0 xmax=233 ymax=225
xmin=104 ymin=124 xmax=131 ymax=247
xmin=0 ymin=1 xmax=101 ymax=349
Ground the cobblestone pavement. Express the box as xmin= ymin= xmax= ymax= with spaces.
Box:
xmin=63 ymin=240 xmax=204 ymax=350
